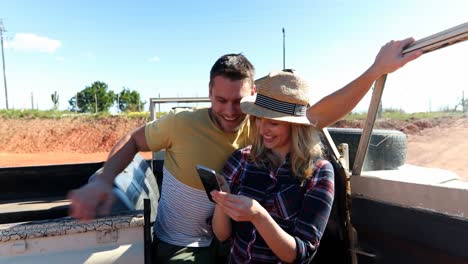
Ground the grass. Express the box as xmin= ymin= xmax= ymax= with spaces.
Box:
xmin=0 ymin=109 xmax=163 ymax=120
xmin=0 ymin=109 xmax=67 ymax=119
xmin=0 ymin=108 xmax=464 ymax=121
xmin=345 ymin=110 xmax=465 ymax=121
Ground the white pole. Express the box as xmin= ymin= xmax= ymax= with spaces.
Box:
xmin=282 ymin=28 xmax=285 ymax=70
xmin=0 ymin=19 xmax=8 ymax=110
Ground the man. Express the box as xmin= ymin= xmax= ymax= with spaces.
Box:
xmin=68 ymin=37 xmax=422 ymax=262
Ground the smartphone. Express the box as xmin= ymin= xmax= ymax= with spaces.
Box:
xmin=196 ymin=164 xmax=220 ymax=203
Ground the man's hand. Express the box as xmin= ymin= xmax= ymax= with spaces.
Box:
xmin=371 ymin=37 xmax=423 ymax=77
xmin=67 ymin=179 xmax=115 ymax=221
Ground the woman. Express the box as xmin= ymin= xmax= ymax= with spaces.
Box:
xmin=211 ymin=70 xmax=335 ymax=263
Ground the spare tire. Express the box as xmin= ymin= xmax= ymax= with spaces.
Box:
xmin=326 ymin=128 xmax=407 ymax=171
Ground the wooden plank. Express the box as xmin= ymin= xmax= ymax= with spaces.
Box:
xmin=352 ymin=75 xmax=387 ymax=176
xmin=403 ymin=22 xmax=468 ymax=54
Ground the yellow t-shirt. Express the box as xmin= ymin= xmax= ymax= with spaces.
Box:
xmin=145 ymin=108 xmax=251 ymax=190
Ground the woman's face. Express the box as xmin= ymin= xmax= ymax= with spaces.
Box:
xmin=255 ymin=117 xmax=292 ymax=160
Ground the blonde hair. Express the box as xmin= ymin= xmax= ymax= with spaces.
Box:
xmin=249 ymin=116 xmax=322 ymax=180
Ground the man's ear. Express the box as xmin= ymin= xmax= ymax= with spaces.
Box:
xmin=251 ymin=84 xmax=256 ymax=95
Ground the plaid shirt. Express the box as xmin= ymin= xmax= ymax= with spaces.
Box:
xmin=221 ymin=146 xmax=334 ymax=264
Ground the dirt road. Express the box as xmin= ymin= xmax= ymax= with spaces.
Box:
xmin=406 ymin=117 xmax=468 ymax=179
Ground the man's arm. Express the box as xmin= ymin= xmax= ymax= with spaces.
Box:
xmin=100 ymin=125 xmax=150 ymax=185
xmin=307 ymin=37 xmax=423 ymax=129
xmin=68 ymin=124 xmax=150 ymax=221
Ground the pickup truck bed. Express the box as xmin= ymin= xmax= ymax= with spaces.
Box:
xmin=0 ymin=154 xmax=157 ymax=263
xmin=0 ymin=212 xmax=145 ymax=264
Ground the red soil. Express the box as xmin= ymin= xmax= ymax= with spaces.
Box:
xmin=0 ymin=115 xmax=466 ymax=180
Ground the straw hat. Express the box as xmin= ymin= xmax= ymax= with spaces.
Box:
xmin=240 ymin=69 xmax=313 ymax=126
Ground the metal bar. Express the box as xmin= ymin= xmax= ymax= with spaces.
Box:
xmin=282 ymin=27 xmax=286 ymax=70
xmin=0 ymin=20 xmax=8 ymax=110
xmin=351 ymin=22 xmax=468 ymax=176
xmin=149 ymin=97 xmax=210 ymax=104
xmin=403 ymin=22 xmax=468 ymax=55
xmin=352 ymin=74 xmax=387 ymax=176
xmin=349 ymin=248 xmax=377 ymax=258
xmin=321 ymin=128 xmax=341 ymax=161
xmin=149 ymin=101 xmax=155 ymax=170
xmin=149 ymin=99 xmax=155 ymax=122
xmin=143 ymin=199 xmax=152 ymax=264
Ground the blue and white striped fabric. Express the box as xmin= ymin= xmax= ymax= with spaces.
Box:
xmin=154 ymin=167 xmax=215 ymax=247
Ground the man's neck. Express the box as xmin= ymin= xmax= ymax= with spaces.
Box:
xmin=208 ymin=108 xmax=221 ymax=130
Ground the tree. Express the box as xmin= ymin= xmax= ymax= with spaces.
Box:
xmin=51 ymin=91 xmax=59 ymax=110
xmin=117 ymin=87 xmax=146 ymax=112
xmin=68 ymin=81 xmax=115 ymax=113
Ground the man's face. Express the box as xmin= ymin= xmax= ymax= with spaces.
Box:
xmin=209 ymin=76 xmax=254 ymax=133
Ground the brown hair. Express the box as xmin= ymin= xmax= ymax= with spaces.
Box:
xmin=209 ymin=54 xmax=255 ymax=90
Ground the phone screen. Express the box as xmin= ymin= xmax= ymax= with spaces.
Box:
xmin=196 ymin=165 xmax=220 ymax=203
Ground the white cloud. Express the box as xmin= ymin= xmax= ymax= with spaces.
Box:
xmin=148 ymin=56 xmax=160 ymax=62
xmin=55 ymin=56 xmax=65 ymax=61
xmin=5 ymin=33 xmax=62 ymax=53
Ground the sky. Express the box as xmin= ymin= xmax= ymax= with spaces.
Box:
xmin=1 ymin=0 xmax=467 ymax=113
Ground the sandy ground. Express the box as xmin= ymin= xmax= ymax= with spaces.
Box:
xmin=0 ymin=115 xmax=466 ymax=180
xmin=406 ymin=117 xmax=468 ymax=179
